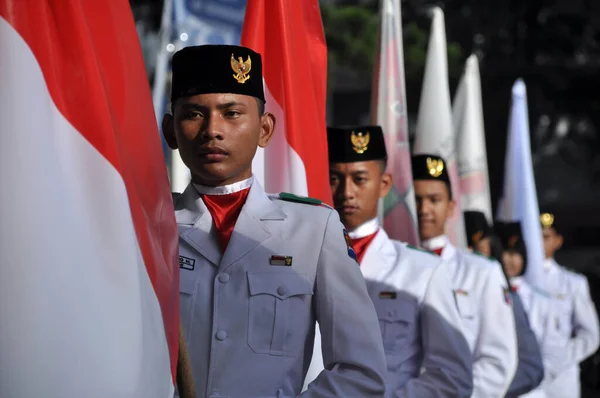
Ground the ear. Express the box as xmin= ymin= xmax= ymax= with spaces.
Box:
xmin=162 ymin=113 xmax=178 ymax=150
xmin=380 ymin=172 xmax=393 ymax=199
xmin=556 ymin=234 xmax=564 ymax=250
xmin=258 ymin=112 xmax=276 ymax=148
xmin=447 ymin=199 xmax=456 ymax=218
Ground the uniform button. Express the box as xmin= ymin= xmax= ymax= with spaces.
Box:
xmin=215 ymin=330 xmax=227 ymax=341
xmin=218 ymin=273 xmax=230 ymax=283
xmin=277 ymin=286 xmax=287 ymax=296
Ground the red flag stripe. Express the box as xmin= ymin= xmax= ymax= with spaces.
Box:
xmin=241 ymin=0 xmax=332 ymax=204
xmin=0 ymin=0 xmax=179 ymax=379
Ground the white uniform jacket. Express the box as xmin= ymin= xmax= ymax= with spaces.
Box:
xmin=510 ymin=277 xmax=560 ymax=398
xmin=304 ymin=228 xmax=473 ymax=397
xmin=424 ymin=236 xmax=518 ymax=397
xmin=174 ymin=180 xmax=387 ymax=398
xmin=540 ymin=259 xmax=600 ymax=398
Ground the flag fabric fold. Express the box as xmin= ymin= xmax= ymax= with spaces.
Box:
xmin=453 ymin=54 xmax=493 ymax=221
xmin=496 ymin=79 xmax=545 ymax=286
xmin=0 ymin=1 xmax=179 ymax=397
xmin=242 ymin=0 xmax=332 ymax=205
xmin=371 ymin=0 xmax=419 ymax=245
xmin=413 ymin=6 xmax=466 ymax=247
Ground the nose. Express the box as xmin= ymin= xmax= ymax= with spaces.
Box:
xmin=417 ymin=198 xmax=431 ymax=216
xmin=342 ymin=177 xmax=355 ymax=201
xmin=202 ymin=112 xmax=224 ymax=141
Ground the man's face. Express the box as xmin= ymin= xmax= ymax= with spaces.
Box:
xmin=542 ymin=227 xmax=563 ymax=259
xmin=473 ymin=237 xmax=492 ymax=257
xmin=502 ymin=251 xmax=524 ymax=278
xmin=414 ymin=180 xmax=455 ymax=241
xmin=162 ymin=93 xmax=275 ymax=186
xmin=329 ymin=161 xmax=392 ymax=231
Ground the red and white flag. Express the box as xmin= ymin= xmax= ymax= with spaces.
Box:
xmin=371 ymin=0 xmax=419 ymax=245
xmin=0 ymin=2 xmax=179 ymax=397
xmin=242 ymin=0 xmax=332 ymax=205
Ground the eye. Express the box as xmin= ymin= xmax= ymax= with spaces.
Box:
xmin=224 ymin=110 xmax=241 ymax=118
xmin=184 ymin=111 xmax=203 ymax=119
xmin=354 ymin=177 xmax=366 ymax=184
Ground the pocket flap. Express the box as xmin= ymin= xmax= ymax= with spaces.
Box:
xmin=376 ymin=297 xmax=417 ymax=323
xmin=247 ymin=271 xmax=313 ymax=300
xmin=454 ymin=291 xmax=475 ymax=318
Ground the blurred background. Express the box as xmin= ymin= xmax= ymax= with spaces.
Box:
xmin=130 ymin=0 xmax=600 ymax=392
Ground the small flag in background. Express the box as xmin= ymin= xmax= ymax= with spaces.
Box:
xmin=0 ymin=1 xmax=179 ymax=397
xmin=371 ymin=0 xmax=419 ymax=245
xmin=413 ymin=7 xmax=467 ymax=248
xmin=242 ymin=0 xmax=332 ymax=205
xmin=496 ymin=80 xmax=545 ymax=287
xmin=453 ymin=55 xmax=493 ymax=221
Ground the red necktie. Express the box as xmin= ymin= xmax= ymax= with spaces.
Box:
xmin=201 ymin=188 xmax=250 ymax=253
xmin=432 ymin=247 xmax=444 ymax=256
xmin=350 ymin=231 xmax=378 ymax=264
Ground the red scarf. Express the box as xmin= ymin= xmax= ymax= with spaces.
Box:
xmin=432 ymin=247 xmax=444 ymax=256
xmin=201 ymin=188 xmax=250 ymax=253
xmin=350 ymin=231 xmax=378 ymax=264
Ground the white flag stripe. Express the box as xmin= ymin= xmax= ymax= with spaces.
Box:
xmin=0 ymin=18 xmax=172 ymax=398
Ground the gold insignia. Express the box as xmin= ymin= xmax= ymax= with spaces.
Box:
xmin=426 ymin=157 xmax=444 ymax=177
xmin=540 ymin=213 xmax=555 ymax=228
xmin=508 ymin=235 xmax=519 ymax=249
xmin=350 ymin=131 xmax=370 ymax=154
xmin=230 ymin=54 xmax=251 ymax=84
xmin=472 ymin=230 xmax=484 ymax=244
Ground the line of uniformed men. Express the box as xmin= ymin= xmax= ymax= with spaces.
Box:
xmin=167 ymin=44 xmax=599 ymax=398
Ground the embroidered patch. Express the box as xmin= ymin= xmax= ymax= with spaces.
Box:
xmin=270 ymin=255 xmax=293 ymax=266
xmin=179 ymin=255 xmax=195 ymax=271
xmin=503 ymin=287 xmax=512 ymax=305
xmin=343 ymin=229 xmax=358 ymax=263
xmin=379 ymin=291 xmax=397 ymax=299
xmin=454 ymin=289 xmax=469 ymax=296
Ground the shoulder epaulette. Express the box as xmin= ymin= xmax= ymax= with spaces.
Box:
xmin=407 ymin=244 xmax=436 ymax=256
xmin=277 ymin=192 xmax=323 ymax=206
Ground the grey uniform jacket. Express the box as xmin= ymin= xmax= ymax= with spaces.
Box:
xmin=505 ymin=290 xmax=544 ymax=397
xmin=173 ymin=181 xmax=387 ymax=398
xmin=304 ymin=229 xmax=473 ymax=397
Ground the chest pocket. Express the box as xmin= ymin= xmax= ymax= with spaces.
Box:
xmin=247 ymin=271 xmax=314 ymax=357
xmin=454 ymin=291 xmax=475 ymax=319
xmin=179 ymin=270 xmax=197 ymax=345
xmin=375 ymin=298 xmax=417 ymax=353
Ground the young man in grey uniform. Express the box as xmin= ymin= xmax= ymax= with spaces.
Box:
xmin=163 ymin=44 xmax=387 ymax=397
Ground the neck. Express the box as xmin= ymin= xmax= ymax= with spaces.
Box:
xmin=191 ymin=169 xmax=253 ymax=188
xmin=421 ymin=235 xmax=448 ymax=250
xmin=194 ymin=175 xmax=254 ymax=195
xmin=347 ymin=217 xmax=379 ymax=239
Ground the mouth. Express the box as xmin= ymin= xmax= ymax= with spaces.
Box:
xmin=337 ymin=205 xmax=358 ymax=215
xmin=198 ymin=146 xmax=228 ymax=162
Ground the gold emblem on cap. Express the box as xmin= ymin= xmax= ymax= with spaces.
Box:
xmin=426 ymin=157 xmax=444 ymax=177
xmin=540 ymin=213 xmax=554 ymax=228
xmin=350 ymin=131 xmax=370 ymax=154
xmin=472 ymin=230 xmax=484 ymax=244
xmin=231 ymin=54 xmax=251 ymax=84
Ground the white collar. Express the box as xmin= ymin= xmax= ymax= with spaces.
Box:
xmin=347 ymin=218 xmax=380 ymax=239
xmin=421 ymin=235 xmax=449 ymax=251
xmin=543 ymin=258 xmax=556 ymax=271
xmin=193 ymin=175 xmax=254 ymax=195
xmin=510 ymin=276 xmax=524 ymax=287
